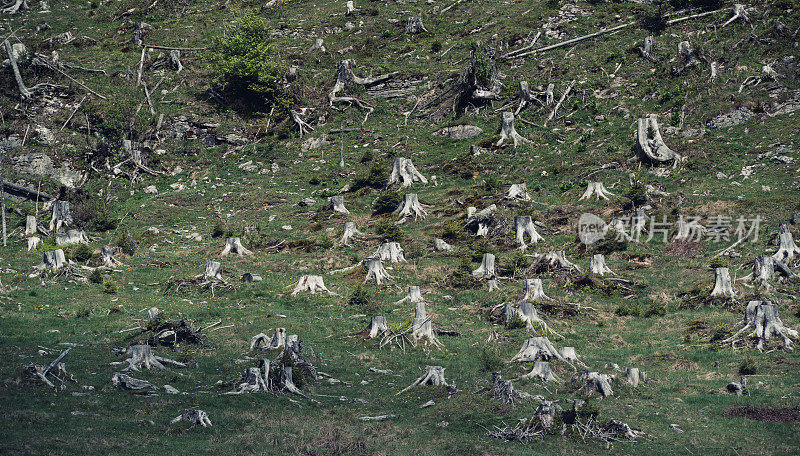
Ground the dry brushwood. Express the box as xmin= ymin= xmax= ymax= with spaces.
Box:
xmin=389 ymin=157 xmax=428 ymax=187
xmin=722 ymin=301 xmax=798 ymax=351
xmin=25 ymin=347 xmax=72 ymax=388
xmin=530 ymin=251 xmax=581 ymax=275
xmin=113 ymin=344 xmax=185 ymax=371
xmin=472 ymin=253 xmax=497 ymax=279
xmin=511 ymin=336 xmax=567 ymax=363
xmin=112 ymin=372 xmax=157 ymax=390
xmin=374 ymin=242 xmax=406 ymax=263
xmin=339 ymin=221 xmax=365 ymax=246
xmin=364 ymin=316 xmax=389 ymax=339
xmin=411 ymin=301 xmax=443 ymax=348
xmin=394 ymin=193 xmax=428 ymax=223
xmin=515 ymin=215 xmax=543 ymax=250
xmin=710 ymin=267 xmax=736 ymax=298
xmin=434 ymin=238 xmax=452 ymax=252
xmin=496 ymin=112 xmax=530 ymax=148
xmin=491 ymin=372 xmax=523 ymax=404
xmin=363 ymin=257 xmax=392 ymax=284
xmin=171 ymin=409 xmax=212 ymax=427
xmin=573 ymin=371 xmax=614 ymax=397
xmin=396 ymin=286 xmax=425 ymax=304
xmin=4 ymin=40 xmax=65 ymax=100
xmin=291 ymin=275 xmax=335 ymax=296
xmin=742 ymin=255 xmax=797 ymax=289
xmin=329 ymin=60 xmax=398 ymax=122
xmin=505 ymin=183 xmax=531 ymax=201
xmin=515 ymin=361 xmax=560 ymax=382
xmin=397 ymin=365 xmax=447 ymax=395
xmin=220 ymin=237 xmax=252 ymax=256
xmin=579 ymin=182 xmax=614 ymax=201
xmin=590 ymin=254 xmax=614 ymax=276
xmin=328 ymin=195 xmax=350 ymax=214
xmin=635 ymin=114 xmax=682 ymax=167
xmin=55 ymin=229 xmax=88 ymax=246
xmin=773 ymin=224 xmax=800 ymax=262
xmin=405 ymin=15 xmax=427 ymax=34
xmin=522 ymin=279 xmax=552 ymax=302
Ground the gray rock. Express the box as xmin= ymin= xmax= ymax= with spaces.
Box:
xmin=11 ymin=152 xmax=85 ymax=188
xmin=298 ymin=197 xmax=316 ymax=207
xmin=708 ymin=108 xmax=755 ymax=129
xmin=301 ymin=134 xmax=330 ymax=152
xmin=433 ymin=125 xmax=484 ymax=140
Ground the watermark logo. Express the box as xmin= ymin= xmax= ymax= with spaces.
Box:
xmin=578 ymin=213 xmax=608 ymax=245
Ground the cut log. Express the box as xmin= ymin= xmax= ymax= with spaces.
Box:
xmin=710 ymin=267 xmax=736 ymax=298
xmin=27 ymin=236 xmax=40 ymax=251
xmin=411 ymin=301 xmax=442 ymax=348
xmin=579 ymin=182 xmax=614 ymax=201
xmin=510 ymin=336 xmax=566 ymax=363
xmin=515 ymin=215 xmax=543 ymax=250
xmin=396 ymin=285 xmax=424 ymax=304
xmin=364 ymin=316 xmax=388 ymax=339
xmin=635 ymin=114 xmax=683 ymax=167
xmin=472 ymin=253 xmax=496 ymax=279
xmin=773 ymin=225 xmax=800 ymax=262
xmin=40 ymin=249 xmax=66 ymax=269
xmin=171 ymin=409 xmax=212 ymax=427
xmin=112 ymin=372 xmax=157 ymax=390
xmin=389 ymin=157 xmax=427 ymax=187
xmin=291 ymin=275 xmax=334 ymax=296
xmin=328 ymin=195 xmax=350 ymax=214
xmin=496 ymin=111 xmax=530 ymax=148
xmin=405 ymin=15 xmax=427 ymax=34
xmin=55 ymin=229 xmax=88 ymax=246
xmin=397 ymin=365 xmax=447 ymax=394
xmin=515 ymin=361 xmax=560 ymax=382
xmin=49 ymin=200 xmax=73 ymax=232
xmin=339 ymin=221 xmax=365 ymax=246
xmin=522 ymin=278 xmax=552 ymax=302
xmin=505 ymin=183 xmax=531 ymax=201
xmin=2 ymin=181 xmax=54 ymax=202
xmin=115 ymin=344 xmax=185 ymax=371
xmin=722 ymin=300 xmax=798 ymax=351
xmin=374 ymin=242 xmax=406 ymax=263
xmin=590 ymin=254 xmax=614 ymax=276
xmin=394 ymin=193 xmax=428 ymax=223
xmin=434 ymin=238 xmax=452 ymax=252
xmin=363 ymin=257 xmax=391 ymax=284
xmin=220 ymin=237 xmax=252 ymax=256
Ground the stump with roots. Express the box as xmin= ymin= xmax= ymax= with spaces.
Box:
xmin=290 ymin=108 xmax=314 ymax=137
xmin=55 ymin=229 xmax=88 ymax=246
xmin=722 ymin=300 xmax=798 ymax=351
xmin=573 ymin=371 xmax=614 ymax=397
xmin=396 ymin=286 xmax=424 ymax=304
xmin=487 ymin=278 xmax=499 ymax=292
xmin=171 ymin=409 xmax=212 ymax=427
xmin=389 ymin=157 xmax=428 ymax=187
xmin=394 ymin=193 xmax=428 ymax=223
xmin=590 ymin=254 xmax=614 ymax=276
xmin=397 ymin=365 xmax=447 ymax=394
xmin=49 ymin=200 xmax=73 ymax=232
xmin=773 ymin=224 xmax=800 ymax=262
xmin=638 ymin=35 xmax=654 ymax=61
xmin=200 ymin=261 xmax=224 ymax=282
xmin=411 ymin=301 xmax=443 ymax=348
xmin=375 ymin=242 xmax=406 ymax=263
xmin=674 ymin=217 xmax=706 ymax=241
xmin=558 ymin=347 xmax=587 ymax=368
xmin=505 ymin=183 xmax=531 ymax=201
xmin=515 ymin=361 xmax=560 ymax=382
xmin=626 ymin=367 xmax=647 ymax=387
xmin=454 ymin=46 xmax=501 ymax=112
xmin=328 ymin=195 xmax=350 ymax=214
xmin=291 ymin=275 xmax=335 ymax=296
xmin=579 ymin=182 xmax=615 ymax=201
xmin=721 ymin=4 xmax=748 ymax=27
xmin=465 ymin=204 xmax=496 ymax=235
xmin=710 ymin=267 xmax=736 ymax=298
xmin=496 ymin=112 xmax=530 ymax=148
xmin=405 ymin=15 xmax=427 ymax=34
xmin=101 ymin=246 xmax=123 ymax=267
xmin=515 ymin=80 xmax=541 ymax=115
xmin=339 ymin=221 xmax=365 ymax=246
xmin=114 ymin=344 xmax=185 ymax=371
xmin=472 ymin=253 xmax=497 ymax=279
xmin=434 ymin=238 xmax=452 ymax=252
xmin=112 ymin=372 xmax=157 ymax=390
xmin=220 ymin=237 xmax=252 ymax=256
xmin=506 ymin=302 xmax=562 ymax=337
xmin=522 ymin=278 xmax=552 ymax=302
xmin=363 ymin=257 xmax=392 ymax=284
xmin=491 ymin=372 xmax=522 ymax=404
xmin=635 ymin=114 xmax=682 ymax=167
xmin=1 ymin=0 xmax=29 ymax=14
xmin=364 ymin=316 xmax=389 ymax=339
xmin=329 ymin=60 xmax=398 ymax=122
xmin=27 ymin=236 xmax=40 ymax=251
xmin=531 ymin=251 xmax=581 ymax=275
xmin=515 ymin=216 xmax=543 ymax=251
xmin=545 ymin=83 xmax=555 ymax=105
xmin=40 ymin=249 xmax=66 ymax=270
xmin=235 ymin=366 xmax=269 ymax=393
xmin=25 ymin=215 xmax=37 ymax=235
xmin=743 ymin=255 xmax=797 ymax=289
xmin=510 ymin=337 xmax=567 ymax=363
xmin=346 ymin=0 xmax=354 ymax=15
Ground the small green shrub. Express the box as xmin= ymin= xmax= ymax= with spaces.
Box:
xmin=624 ymin=183 xmax=648 ymax=207
xmin=709 ymin=257 xmax=729 ymax=269
xmin=479 ymin=347 xmax=503 ymax=372
xmin=710 ymin=323 xmax=733 ymax=342
xmin=595 ymin=236 xmax=628 ymax=255
xmin=116 ymin=229 xmax=136 ymax=256
xmin=72 ymin=244 xmax=92 ymax=263
xmin=448 ymin=258 xmax=474 ymax=289
xmin=103 ymin=278 xmax=118 ymax=294
xmin=88 ymin=269 xmax=103 ymax=284
xmin=353 ymin=161 xmax=389 ymax=190
xmin=373 ymin=190 xmax=402 ymax=215
xmin=739 ymin=356 xmax=756 ymax=375
xmin=505 ymin=314 xmax=526 ymax=330
xmin=348 ymin=286 xmax=380 ymax=314
xmin=374 ymin=220 xmax=403 ymax=242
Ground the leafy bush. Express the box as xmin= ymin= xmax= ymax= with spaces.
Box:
xmin=479 ymin=347 xmax=503 ymax=372
xmin=616 ymin=299 xmax=663 ymax=317
xmin=103 ymin=278 xmax=118 ymax=294
xmin=739 ymin=356 xmax=756 ymax=375
xmin=353 ymin=160 xmax=389 ymax=190
xmin=88 ymin=269 xmax=103 ymax=284
xmin=207 ymin=11 xmax=287 ymax=112
xmin=637 ymin=2 xmax=668 ymax=35
xmin=373 ymin=190 xmax=402 ymax=215
xmin=595 ymin=236 xmax=628 ymax=255
xmin=709 ymin=257 xmax=729 ymax=269
xmin=624 ymin=183 xmax=648 ymax=207
xmin=71 ymin=244 xmax=93 ymax=263
xmin=116 ymin=229 xmax=136 ymax=256
xmin=374 ymin=219 xmax=403 ymax=242
xmin=448 ymin=258 xmax=475 ymax=289
xmin=348 ymin=286 xmax=380 ymax=314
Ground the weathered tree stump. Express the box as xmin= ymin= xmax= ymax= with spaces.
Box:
xmin=1 ymin=0 xmax=29 ymax=15
xmin=505 ymin=183 xmax=531 ymax=201
xmin=710 ymin=267 xmax=736 ymax=298
xmin=220 ymin=237 xmax=252 ymax=256
xmin=235 ymin=366 xmax=269 ymax=393
xmin=434 ymin=238 xmax=452 ymax=252
xmin=112 ymin=372 xmax=157 ymax=390
xmin=522 ymin=278 xmax=552 ymax=302
xmin=308 ymin=37 xmax=326 ymax=53
xmin=25 ymin=215 xmax=37 ymax=235
xmin=472 ymin=253 xmax=496 ymax=279
xmin=515 ymin=215 xmax=543 ymax=251
xmin=491 ymin=372 xmax=522 ymax=404
xmin=291 ymin=275 xmax=334 ymax=296
xmin=101 ymin=246 xmax=123 ymax=266
xmin=339 ymin=221 xmax=365 ymax=246
xmin=496 ymin=111 xmax=530 ymax=148
xmin=626 ymin=367 xmax=646 ymax=387
xmin=516 ymin=361 xmax=560 ymax=382
xmin=511 ymin=337 xmax=566 ymax=363
xmin=579 ymin=182 xmax=614 ymax=201
xmin=531 ymin=251 xmax=581 ymax=274
xmin=405 ymin=15 xmax=427 ymax=34
xmin=49 ymin=200 xmax=73 ymax=232
xmin=374 ymin=242 xmax=406 ymax=263
xmin=364 ymin=316 xmax=389 ymax=339
xmin=397 ymin=365 xmax=447 ymax=394
xmin=389 ymin=157 xmax=427 ymax=187
xmin=394 ymin=193 xmax=428 ymax=222
xmin=27 ymin=236 xmax=40 ymax=251
xmin=115 ymin=344 xmax=185 ymax=371
xmin=200 ymin=261 xmax=224 ymax=282
xmin=55 ymin=229 xmax=88 ymax=246
xmin=773 ymin=224 xmax=800 ymax=262
xmin=465 ymin=204 xmax=496 ymax=236
xmin=635 ymin=114 xmax=682 ymax=167
xmin=171 ymin=409 xmax=212 ymax=427
xmin=744 ymin=255 xmax=797 ymax=289
xmin=328 ymin=195 xmax=350 ymax=214
xmin=363 ymin=257 xmax=391 ymax=284
xmin=411 ymin=301 xmax=442 ymax=348
xmin=638 ymin=35 xmax=654 ymax=61
xmin=722 ymin=301 xmax=798 ymax=351
xmin=721 ymin=4 xmax=748 ymax=28
xmin=590 ymin=254 xmax=614 ymax=276
xmin=558 ymin=347 xmax=586 ymax=368
xmin=40 ymin=249 xmax=66 ymax=270
xmin=573 ymin=371 xmax=614 ymax=397
xmin=396 ymin=285 xmax=424 ymax=304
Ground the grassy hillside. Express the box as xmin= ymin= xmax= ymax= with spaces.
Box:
xmin=1 ymin=0 xmax=799 ymax=454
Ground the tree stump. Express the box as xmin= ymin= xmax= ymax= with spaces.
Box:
xmin=531 ymin=251 xmax=581 ymax=274
xmin=573 ymin=371 xmax=614 ymax=397
xmin=558 ymin=346 xmax=586 ymax=367
xmin=773 ymin=224 xmax=800 ymax=262
xmin=363 ymin=257 xmax=391 ymax=284
xmin=374 ymin=242 xmax=406 ymax=263
xmin=511 ymin=337 xmax=566 ymax=363
xmin=397 ymin=365 xmax=447 ymax=394
xmin=635 ymin=114 xmax=682 ymax=166
xmin=40 ymin=249 xmax=66 ymax=270
xmin=220 ymin=237 xmax=252 ymax=256
xmin=328 ymin=195 xmax=350 ymax=214
xmin=516 ymin=361 xmax=560 ymax=382
xmin=405 ymin=15 xmax=427 ymax=34
xmin=515 ymin=215 xmax=543 ymax=251
xmin=101 ymin=246 xmax=122 ymax=266
xmin=505 ymin=183 xmax=531 ymax=201
xmin=710 ymin=267 xmax=736 ymax=298
xmin=396 ymin=285 xmax=424 ymax=304
xmin=579 ymin=182 xmax=614 ymax=201
xmin=364 ymin=316 xmax=389 ymax=339
xmin=55 ymin=229 xmax=88 ymax=246
xmin=25 ymin=215 xmax=37 ymax=235
xmin=472 ymin=253 xmax=496 ymax=279
xmin=171 ymin=409 xmax=212 ymax=427
xmin=112 ymin=372 xmax=157 ymax=390
xmin=49 ymin=200 xmax=73 ymax=232
xmin=496 ymin=111 xmax=530 ymax=148
xmin=27 ymin=236 xmax=40 ymax=251
xmin=590 ymin=254 xmax=614 ymax=276
xmin=491 ymin=372 xmax=522 ymax=404
xmin=116 ymin=344 xmax=185 ymax=371
xmin=200 ymin=261 xmax=224 ymax=282
xmin=308 ymin=37 xmax=326 ymax=53
xmin=522 ymin=278 xmax=552 ymax=302
xmin=394 ymin=193 xmax=428 ymax=222
xmin=291 ymin=275 xmax=334 ymax=296
xmin=339 ymin=221 xmax=365 ymax=246
xmin=389 ymin=157 xmax=427 ymax=187
xmin=236 ymin=366 xmax=269 ymax=393
xmin=626 ymin=367 xmax=646 ymax=387
xmin=411 ymin=301 xmax=442 ymax=348
xmin=723 ymin=301 xmax=798 ymax=351
xmin=434 ymin=238 xmax=452 ymax=252
xmin=745 ymin=255 xmax=797 ymax=289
